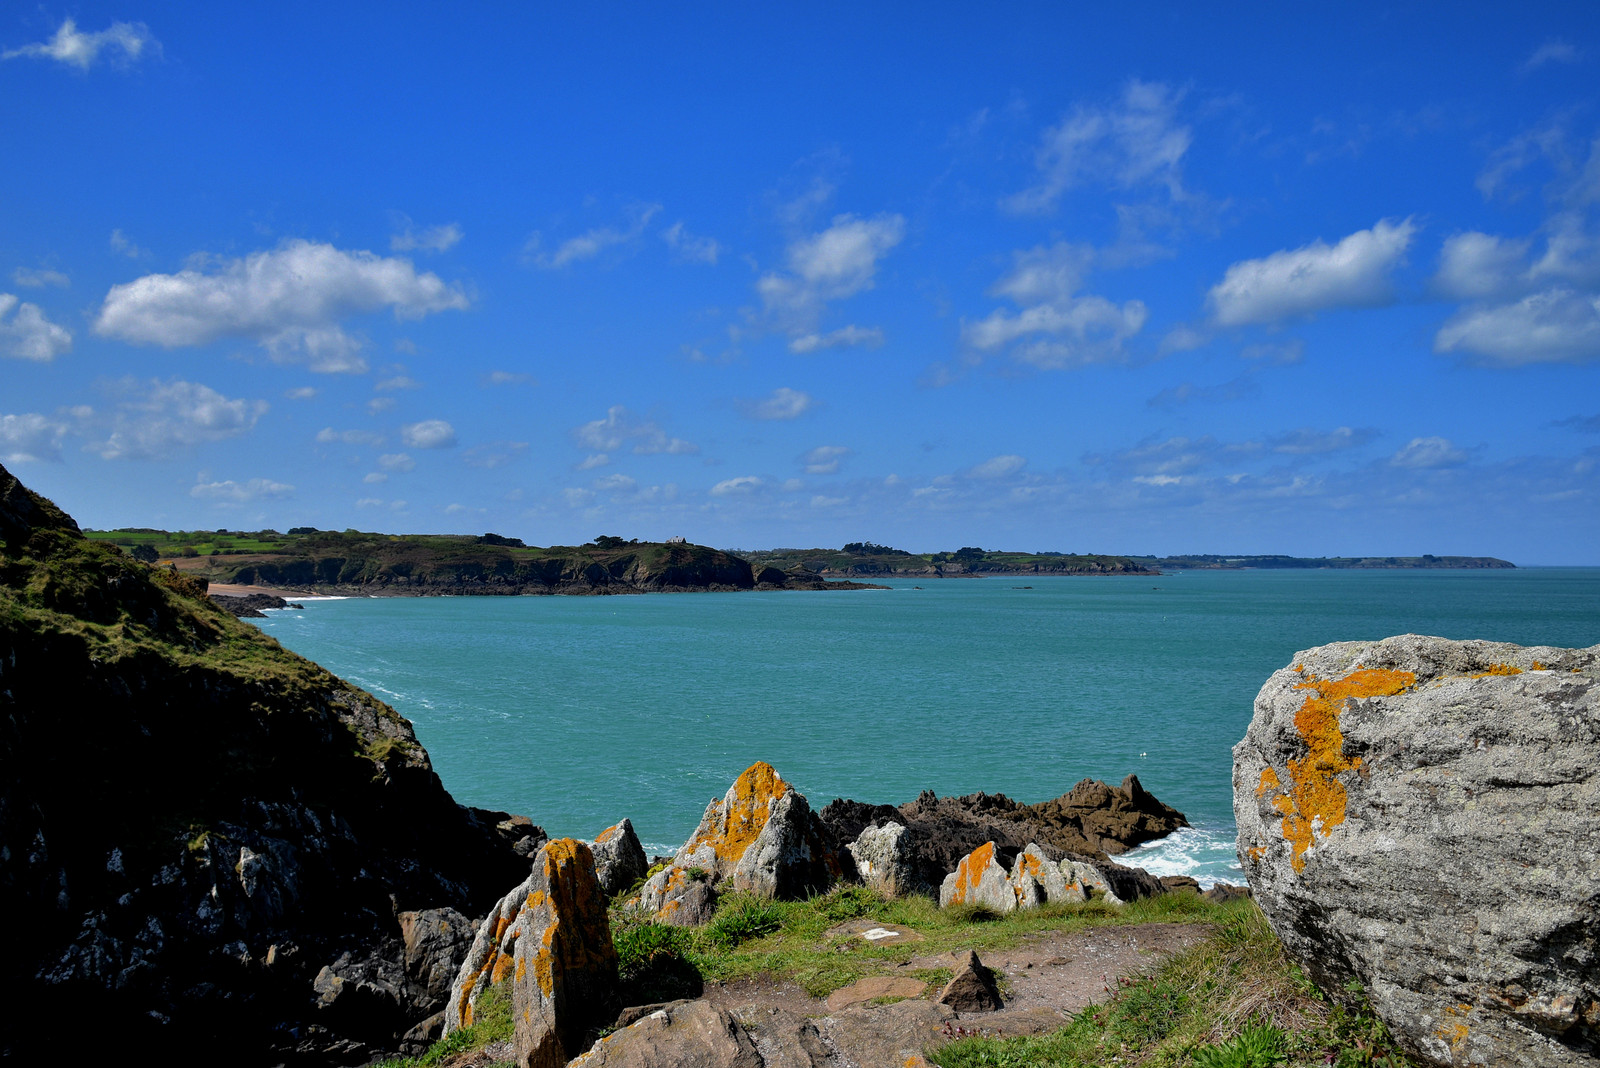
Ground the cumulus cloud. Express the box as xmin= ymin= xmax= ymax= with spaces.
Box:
xmin=390 ymin=218 xmax=462 ymax=253
xmin=576 ymin=453 xmax=610 ymax=470
xmin=968 ymin=454 xmax=1027 ymax=479
xmin=378 ymin=452 xmax=416 ymax=471
xmin=0 ymin=413 xmax=70 ymax=463
xmin=801 ymin=445 xmax=850 ymax=475
xmin=1434 ymin=232 xmax=1534 ymax=300
xmin=743 ymin=387 xmax=813 ymax=421
xmin=758 ymin=213 xmax=905 ymax=332
xmin=190 ymin=477 xmax=294 ymax=502
xmin=2 ymin=18 xmax=157 ymax=70
xmin=526 ymin=204 xmax=661 ymax=269
xmin=109 ymin=229 xmax=144 ymax=259
xmin=1270 ymin=426 xmax=1378 ymax=454
xmin=1208 ymin=219 xmax=1416 ymax=326
xmin=462 ymin=441 xmax=527 ymax=468
xmin=573 ymin=406 xmax=697 ymax=455
xmin=788 ymin=325 xmax=883 ymax=354
xmin=285 ymin=386 xmax=318 ymax=400
xmin=12 ymin=267 xmax=69 ymax=289
xmin=961 ymin=243 xmax=1146 ymax=370
xmin=0 ymin=293 xmax=72 ymax=361
xmin=482 ymin=370 xmax=534 ymax=387
xmin=1091 ymin=435 xmax=1259 ymax=480
xmin=593 ymin=473 xmax=638 ymax=494
xmin=662 ymin=221 xmax=721 ymax=264
xmin=1390 ymin=436 xmax=1467 ymax=469
xmin=401 ymin=419 xmax=456 ymax=448
xmin=710 ymin=476 xmax=763 ymax=496
xmin=90 ymin=378 xmax=267 ymax=460
xmin=1005 ymin=81 xmax=1191 ymax=215
xmin=376 ymin=373 xmax=420 ymax=391
xmin=93 ymin=239 xmax=470 ymax=373
xmin=1434 ymin=288 xmax=1600 ymax=364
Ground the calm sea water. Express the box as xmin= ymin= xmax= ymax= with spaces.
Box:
xmin=246 ymin=568 xmax=1600 ymax=886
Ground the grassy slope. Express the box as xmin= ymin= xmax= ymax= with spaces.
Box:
xmin=394 ymin=886 xmax=1418 ymax=1068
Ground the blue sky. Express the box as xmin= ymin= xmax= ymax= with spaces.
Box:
xmin=4 ymin=4 xmax=1600 ymax=563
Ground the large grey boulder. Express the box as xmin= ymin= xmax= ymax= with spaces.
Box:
xmin=847 ymin=822 xmax=923 ymax=898
xmin=1235 ymin=634 xmax=1600 ymax=1067
xmin=590 ymin=819 xmax=648 ymax=897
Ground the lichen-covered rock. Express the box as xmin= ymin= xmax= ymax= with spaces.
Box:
xmin=1010 ymin=843 xmax=1087 ymax=906
xmin=511 ymin=838 xmax=619 ymax=1068
xmin=938 ymin=842 xmax=1015 ymax=911
xmin=570 ymin=999 xmax=761 ymax=1068
xmin=847 ymin=821 xmax=924 ymax=897
xmin=445 ymin=876 xmax=537 ymax=1034
xmin=1235 ymin=634 xmax=1600 ymax=1068
xmin=590 ymin=819 xmax=647 ymax=897
xmin=637 ymin=762 xmax=848 ymax=923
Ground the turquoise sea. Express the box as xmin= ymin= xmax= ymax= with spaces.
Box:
xmin=246 ymin=568 xmax=1600 ymax=886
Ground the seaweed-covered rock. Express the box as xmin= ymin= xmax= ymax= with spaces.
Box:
xmin=636 ymin=762 xmax=850 ymax=923
xmin=1236 ymin=635 xmax=1600 ymax=1067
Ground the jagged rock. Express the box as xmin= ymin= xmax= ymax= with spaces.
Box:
xmin=636 ymin=762 xmax=850 ymax=923
xmin=846 ymin=821 xmax=924 ymax=898
xmin=399 ymin=907 xmax=476 ymax=1013
xmin=1201 ymin=882 xmax=1250 ymax=905
xmin=1235 ymin=635 xmax=1600 ymax=1068
xmin=445 ymin=877 xmax=535 ymax=1033
xmin=939 ymin=842 xmax=1015 ymax=911
xmin=819 ymin=777 xmax=1187 ymax=893
xmin=1158 ymin=875 xmax=1202 ymax=894
xmin=590 ymin=819 xmax=648 ymax=897
xmin=511 ymin=838 xmax=620 ymax=1068
xmin=400 ymin=1011 xmax=446 ymax=1056
xmin=937 ymin=950 xmax=1003 ymax=1012
xmin=571 ymin=999 xmax=762 ymax=1068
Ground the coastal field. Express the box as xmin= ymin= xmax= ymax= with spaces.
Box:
xmin=245 ymin=567 xmax=1600 ymax=887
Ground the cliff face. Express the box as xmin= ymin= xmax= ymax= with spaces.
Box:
xmin=0 ymin=465 xmax=530 ymax=1062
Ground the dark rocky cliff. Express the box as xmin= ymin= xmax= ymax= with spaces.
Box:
xmin=0 ymin=464 xmax=532 ymax=1063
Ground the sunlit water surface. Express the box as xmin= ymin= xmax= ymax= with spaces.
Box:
xmin=248 ymin=568 xmax=1600 ymax=886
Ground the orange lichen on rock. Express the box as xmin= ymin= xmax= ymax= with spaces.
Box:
xmin=688 ymin=760 xmax=791 ymax=866
xmin=1469 ymin=663 xmax=1522 ymax=678
xmin=1016 ymin=850 xmax=1044 ymax=879
xmin=1256 ymin=767 xmax=1280 ymax=797
xmin=946 ymin=842 xmax=997 ymax=905
xmin=1279 ymin=667 xmax=1415 ymax=872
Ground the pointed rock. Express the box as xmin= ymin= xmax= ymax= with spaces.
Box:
xmin=590 ymin=818 xmax=647 ymax=897
xmin=938 ymin=842 xmax=1013 ymax=911
xmin=936 ymin=950 xmax=1002 ymax=1013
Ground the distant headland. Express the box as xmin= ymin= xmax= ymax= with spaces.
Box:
xmin=82 ymin=528 xmax=1514 ymax=604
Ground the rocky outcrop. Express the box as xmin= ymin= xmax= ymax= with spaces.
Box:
xmin=0 ymin=463 xmax=531 ymax=1064
xmin=511 ymin=839 xmax=620 ymax=1068
xmin=819 ymin=776 xmax=1187 ymax=893
xmin=846 ymin=822 xmax=921 ymax=898
xmin=1235 ymin=635 xmax=1600 ymax=1067
xmin=636 ymin=762 xmax=851 ymax=923
xmin=938 ymin=840 xmax=1154 ymax=911
xmin=573 ymin=999 xmax=762 ymax=1067
xmin=590 ymin=819 xmax=648 ymax=897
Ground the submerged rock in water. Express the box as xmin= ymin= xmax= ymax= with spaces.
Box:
xmin=1236 ymin=634 xmax=1600 ymax=1068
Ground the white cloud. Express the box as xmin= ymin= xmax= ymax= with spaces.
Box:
xmin=2 ymin=18 xmax=157 ymax=70
xmin=594 ymin=473 xmax=638 ymax=494
xmin=356 ymin=497 xmax=386 ymax=508
xmin=12 ymin=267 xmax=69 ymax=289
xmin=801 ymin=445 xmax=850 ymax=475
xmin=1434 ymin=288 xmax=1600 ymax=365
xmin=482 ymin=370 xmax=534 ymax=387
xmin=758 ymin=213 xmax=905 ymax=332
xmin=662 ymin=221 xmax=721 ymax=264
xmin=1433 ymin=231 xmax=1534 ymax=300
xmin=109 ymin=229 xmax=143 ymax=258
xmin=285 ymin=386 xmax=318 ymax=400
xmin=0 ymin=293 xmax=72 ymax=361
xmin=810 ymin=495 xmax=846 ymax=508
xmin=376 ymin=374 xmax=420 ymax=391
xmin=1004 ymin=81 xmax=1191 ymax=215
xmin=573 ymin=406 xmax=697 ymax=455
xmin=316 ymin=427 xmax=384 ymax=446
xmin=91 ymin=379 xmax=267 ymax=460
xmin=402 ymin=419 xmax=457 ymax=449
xmin=710 ymin=476 xmax=763 ymax=496
xmin=93 ymin=239 xmax=470 ymax=373
xmin=390 ymin=219 xmax=462 ymax=253
xmin=961 ymin=243 xmax=1145 ymax=370
xmin=744 ymin=387 xmax=814 ymax=421
xmin=1207 ymin=218 xmax=1416 ymax=326
xmin=526 ymin=204 xmax=661 ymax=269
xmin=969 ymin=454 xmax=1026 ymax=479
xmin=1270 ymin=426 xmax=1377 ymax=454
xmin=363 ymin=472 xmax=387 ymax=484
xmin=562 ymin=487 xmax=594 ymax=507
xmin=576 ymin=453 xmax=610 ymax=470
xmin=379 ymin=452 xmax=417 ymax=471
xmin=788 ymin=325 xmax=884 ymax=354
xmin=1523 ymin=39 xmax=1580 ymax=72
xmin=0 ymin=413 xmax=70 ymax=463
xmin=1390 ymin=436 xmax=1467 ymax=469
xmin=190 ymin=477 xmax=294 ymax=502
xmin=367 ymin=396 xmax=396 ymax=414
